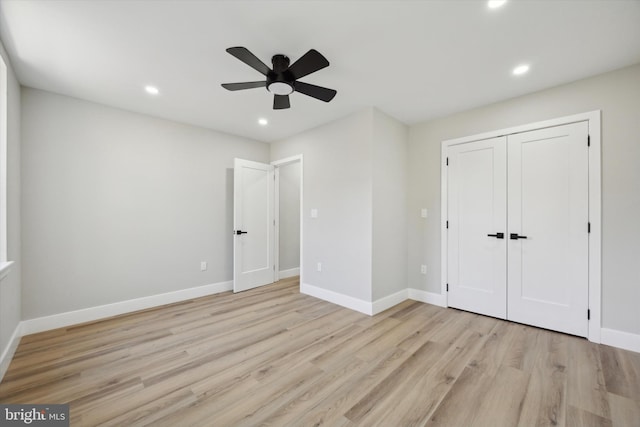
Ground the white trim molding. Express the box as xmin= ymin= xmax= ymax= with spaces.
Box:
xmin=408 ymin=288 xmax=447 ymax=307
xmin=0 ymin=322 xmax=22 ymax=382
xmin=0 ymin=55 xmax=8 ymax=263
xmin=372 ymin=289 xmax=447 ymax=314
xmin=0 ymin=260 xmax=13 ymax=282
xmin=301 ymin=284 xmax=450 ymax=317
xmin=278 ymin=267 xmax=300 ymax=279
xmin=586 ymin=111 xmax=602 ymax=344
xmin=21 ymin=280 xmax=233 ymax=336
xmin=301 ymin=283 xmax=372 ymax=315
xmin=271 ymin=155 xmax=303 ymax=167
xmin=372 ymin=289 xmax=408 ymax=315
xmin=601 ymin=328 xmax=640 ymax=354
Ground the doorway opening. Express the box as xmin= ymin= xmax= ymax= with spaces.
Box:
xmin=231 ymin=155 xmax=304 ymax=293
xmin=273 ymin=155 xmax=303 ymax=286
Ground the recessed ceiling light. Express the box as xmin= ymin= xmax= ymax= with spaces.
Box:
xmin=512 ymin=64 xmax=530 ymax=76
xmin=145 ymin=85 xmax=159 ymax=95
xmin=488 ymin=0 xmax=507 ymax=9
xmin=258 ymin=118 xmax=268 ymax=126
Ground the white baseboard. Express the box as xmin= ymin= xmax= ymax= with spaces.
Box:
xmin=601 ymin=328 xmax=640 ymax=353
xmin=408 ymin=288 xmax=447 ymax=307
xmin=300 ymin=284 xmax=449 ymax=317
xmin=21 ymin=281 xmax=233 ymax=336
xmin=300 ymin=283 xmax=372 ymax=315
xmin=0 ymin=322 xmax=22 ymax=383
xmin=372 ymin=289 xmax=409 ymax=315
xmin=278 ymin=268 xmax=300 ymax=279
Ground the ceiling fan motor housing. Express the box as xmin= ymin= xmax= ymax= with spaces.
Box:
xmin=267 ymin=54 xmax=294 ymax=95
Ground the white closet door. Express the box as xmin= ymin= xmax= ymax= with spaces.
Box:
xmin=448 ymin=137 xmax=507 ymax=319
xmin=507 ymin=122 xmax=589 ymax=336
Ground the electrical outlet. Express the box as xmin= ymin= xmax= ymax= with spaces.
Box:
xmin=317 ymin=262 xmax=322 ymax=272
xmin=200 ymin=261 xmax=207 ymax=271
xmin=420 ymin=264 xmax=427 ymax=275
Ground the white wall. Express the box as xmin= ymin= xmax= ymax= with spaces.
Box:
xmin=271 ymin=109 xmax=373 ymax=301
xmin=0 ymin=39 xmax=21 ymax=375
xmin=372 ymin=109 xmax=408 ymax=300
xmin=408 ymin=63 xmax=640 ymax=335
xmin=21 ymin=88 xmax=269 ymax=319
xmin=278 ymin=161 xmax=300 ymax=272
xmin=271 ymin=108 xmax=408 ymax=304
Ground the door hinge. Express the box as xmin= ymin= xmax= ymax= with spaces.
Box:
xmin=446 ymin=283 xmax=449 ymax=292
xmin=588 ymin=222 xmax=591 ymax=233
xmin=446 ymin=220 xmax=449 ymax=229
xmin=446 ymin=157 xmax=449 ymax=166
xmin=587 ymin=309 xmax=591 ymax=320
xmin=587 ymin=135 xmax=591 ymax=147
xmin=273 ymin=265 xmax=275 ymax=271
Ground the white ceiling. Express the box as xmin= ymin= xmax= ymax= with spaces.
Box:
xmin=1 ymin=0 xmax=640 ymax=142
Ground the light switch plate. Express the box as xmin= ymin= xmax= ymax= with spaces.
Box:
xmin=311 ymin=209 xmax=318 ymax=218
xmin=421 ymin=208 xmax=428 ymax=218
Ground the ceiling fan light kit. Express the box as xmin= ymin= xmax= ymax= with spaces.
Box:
xmin=268 ymin=81 xmax=293 ymax=96
xmin=221 ymin=47 xmax=337 ymax=110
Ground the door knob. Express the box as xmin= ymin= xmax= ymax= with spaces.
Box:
xmin=487 ymin=233 xmax=504 ymax=239
xmin=235 ymin=230 xmax=248 ymax=235
xmin=510 ymin=233 xmax=527 ymax=240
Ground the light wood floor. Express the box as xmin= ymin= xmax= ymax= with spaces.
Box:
xmin=1 ymin=277 xmax=639 ymax=426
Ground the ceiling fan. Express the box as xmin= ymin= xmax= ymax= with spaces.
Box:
xmin=221 ymin=47 xmax=337 ymax=110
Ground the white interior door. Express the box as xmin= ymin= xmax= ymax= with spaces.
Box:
xmin=447 ymin=137 xmax=507 ymax=319
xmin=233 ymin=158 xmax=275 ymax=292
xmin=507 ymin=122 xmax=589 ymax=336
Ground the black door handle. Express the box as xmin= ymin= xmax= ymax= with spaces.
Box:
xmin=510 ymin=233 xmax=527 ymax=240
xmin=235 ymin=230 xmax=248 ymax=235
xmin=487 ymin=233 xmax=504 ymax=239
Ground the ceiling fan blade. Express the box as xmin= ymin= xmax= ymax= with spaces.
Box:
xmin=226 ymin=47 xmax=271 ymax=76
xmin=274 ymin=95 xmax=290 ymax=110
xmin=221 ymin=81 xmax=266 ymax=91
xmin=287 ymin=49 xmax=330 ymax=80
xmin=294 ymin=81 xmax=337 ymax=102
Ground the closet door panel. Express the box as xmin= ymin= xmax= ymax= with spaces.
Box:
xmin=447 ymin=137 xmax=507 ymax=319
xmin=507 ymin=122 xmax=589 ymax=337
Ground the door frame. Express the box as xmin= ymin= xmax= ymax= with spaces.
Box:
xmin=271 ymin=154 xmax=304 ymax=286
xmin=440 ymin=111 xmax=601 ymax=343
